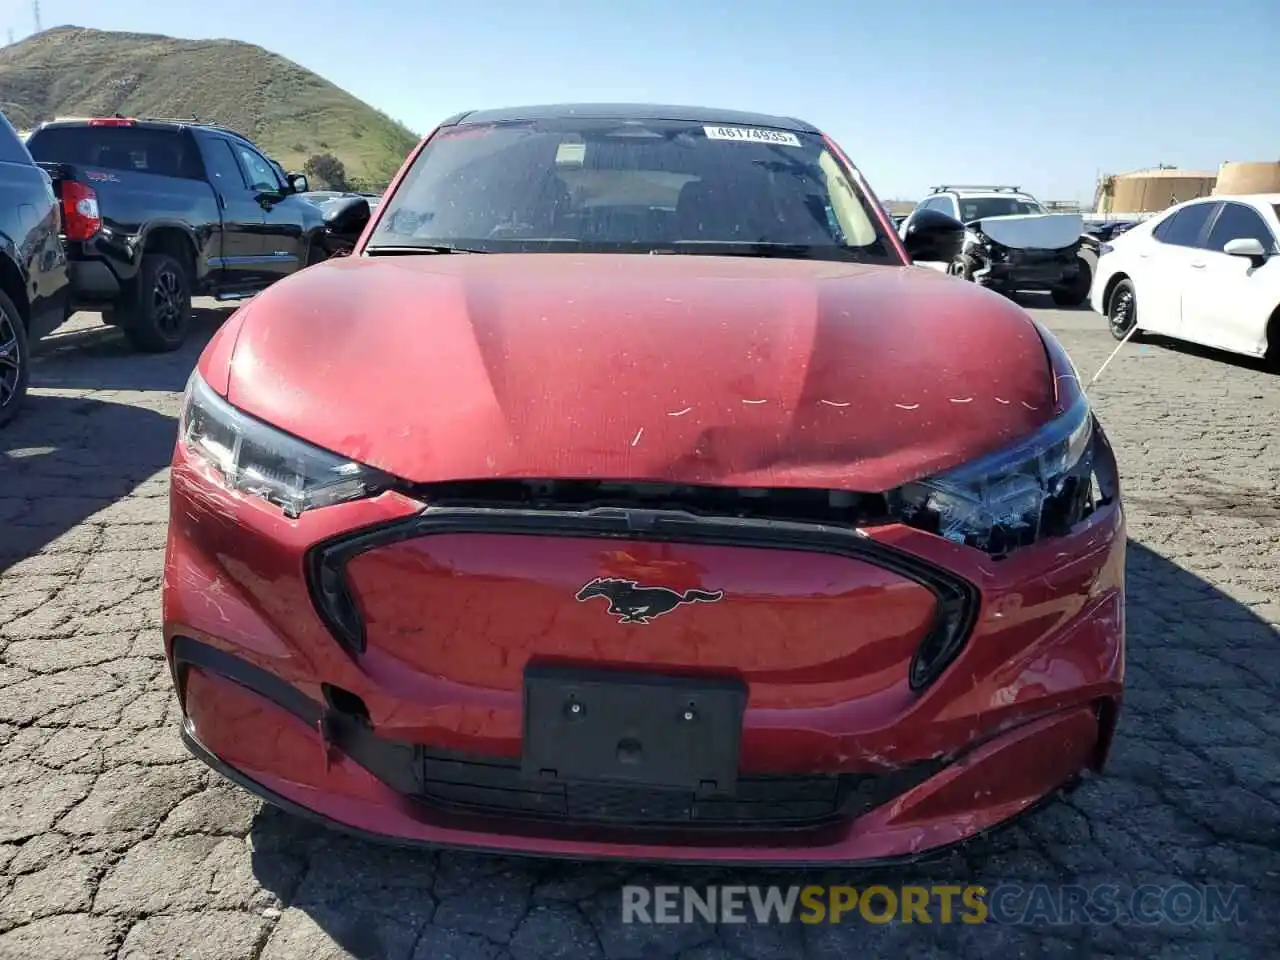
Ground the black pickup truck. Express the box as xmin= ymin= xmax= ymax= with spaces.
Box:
xmin=25 ymin=117 xmax=329 ymax=352
xmin=1 ymin=110 xmax=70 ymax=427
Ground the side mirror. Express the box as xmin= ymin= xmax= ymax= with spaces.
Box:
xmin=287 ymin=173 xmax=309 ymax=194
xmin=323 ymin=195 xmax=371 ymax=241
xmin=1223 ymin=237 xmax=1267 ymax=261
xmin=902 ymin=208 xmax=966 ymax=264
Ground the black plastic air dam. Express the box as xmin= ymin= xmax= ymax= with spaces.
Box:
xmin=171 ymin=636 xmax=949 ymax=836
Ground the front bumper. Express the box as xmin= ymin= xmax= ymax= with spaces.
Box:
xmin=162 ymin=442 xmax=1126 ymax=864
xmin=973 ymin=250 xmax=1081 ymax=291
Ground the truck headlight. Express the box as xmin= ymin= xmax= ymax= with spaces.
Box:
xmin=887 ymin=394 xmax=1098 ymax=555
xmin=179 ymin=372 xmax=394 ymax=518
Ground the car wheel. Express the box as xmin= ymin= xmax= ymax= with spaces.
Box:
xmin=1051 ymin=256 xmax=1092 ymax=307
xmin=1264 ymin=308 xmax=1280 ymax=372
xmin=947 ymin=256 xmax=975 ymax=281
xmin=117 ymin=253 xmax=193 ymax=353
xmin=0 ymin=289 xmax=31 ymax=428
xmin=1106 ymin=279 xmax=1142 ymax=342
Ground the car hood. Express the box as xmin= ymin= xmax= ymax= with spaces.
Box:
xmin=221 ymin=254 xmax=1059 ymax=493
xmin=972 ymin=213 xmax=1084 ymax=251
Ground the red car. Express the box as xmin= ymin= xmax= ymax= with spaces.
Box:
xmin=163 ymin=104 xmax=1125 ymax=865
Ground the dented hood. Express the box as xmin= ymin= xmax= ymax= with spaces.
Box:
xmin=973 ymin=213 xmax=1084 ymax=252
xmin=221 ymin=254 xmax=1057 ymax=493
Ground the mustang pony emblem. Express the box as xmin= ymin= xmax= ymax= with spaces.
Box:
xmin=575 ymin=577 xmax=724 ymax=624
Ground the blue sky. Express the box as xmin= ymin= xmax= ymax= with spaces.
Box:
xmin=5 ymin=1 xmax=1276 ymax=202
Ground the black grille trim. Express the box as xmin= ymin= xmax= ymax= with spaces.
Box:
xmin=303 ymin=497 xmax=981 ymax=694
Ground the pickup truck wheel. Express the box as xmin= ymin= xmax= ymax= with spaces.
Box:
xmin=118 ymin=253 xmax=192 ymax=353
xmin=0 ymin=290 xmax=30 ymax=428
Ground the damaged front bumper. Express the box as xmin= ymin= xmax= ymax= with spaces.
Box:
xmin=967 ymin=240 xmax=1082 ymax=292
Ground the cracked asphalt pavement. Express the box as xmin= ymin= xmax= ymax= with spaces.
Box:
xmin=1 ymin=302 xmax=1277 ymax=960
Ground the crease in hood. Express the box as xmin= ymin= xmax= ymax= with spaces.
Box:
xmin=223 ymin=253 xmax=1058 ymax=493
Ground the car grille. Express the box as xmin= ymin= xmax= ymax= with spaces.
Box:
xmin=1005 ymin=248 xmax=1072 ymax=265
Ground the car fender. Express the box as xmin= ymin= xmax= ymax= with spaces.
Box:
xmin=137 ymin=218 xmax=207 ymax=283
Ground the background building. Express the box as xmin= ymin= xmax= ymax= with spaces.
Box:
xmin=1213 ymin=161 xmax=1280 ymax=195
xmin=1094 ymin=166 xmax=1218 ymax=216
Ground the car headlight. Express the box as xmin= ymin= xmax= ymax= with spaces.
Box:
xmin=887 ymin=393 xmax=1097 ymax=555
xmin=179 ymin=372 xmax=394 ymax=518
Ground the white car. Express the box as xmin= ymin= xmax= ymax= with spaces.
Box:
xmin=1089 ymin=194 xmax=1280 ymax=363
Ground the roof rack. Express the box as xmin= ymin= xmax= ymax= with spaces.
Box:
xmin=138 ymin=116 xmax=201 ymax=124
xmin=931 ymin=184 xmax=1023 ymax=194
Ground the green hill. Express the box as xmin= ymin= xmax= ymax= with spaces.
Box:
xmin=0 ymin=25 xmax=420 ymax=189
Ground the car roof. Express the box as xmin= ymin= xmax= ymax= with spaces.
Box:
xmin=929 ymin=186 xmax=1032 ymax=197
xmin=446 ymin=103 xmax=819 ymax=133
xmin=1178 ymin=193 xmax=1280 ymax=206
xmin=35 ymin=117 xmax=256 ymax=143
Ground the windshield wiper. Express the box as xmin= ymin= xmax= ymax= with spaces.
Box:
xmin=364 ymin=244 xmax=486 ymax=255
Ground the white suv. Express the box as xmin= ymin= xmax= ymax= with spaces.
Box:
xmin=904 ymin=186 xmax=1090 ymax=305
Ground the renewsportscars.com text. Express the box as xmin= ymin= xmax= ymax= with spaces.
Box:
xmin=621 ymin=883 xmax=1249 ymax=927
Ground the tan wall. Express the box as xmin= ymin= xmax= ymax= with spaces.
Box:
xmin=1110 ymin=176 xmax=1217 ymax=213
xmin=1214 ymin=162 xmax=1280 ymax=195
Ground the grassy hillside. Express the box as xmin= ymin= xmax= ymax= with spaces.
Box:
xmin=0 ymin=26 xmax=420 ymax=188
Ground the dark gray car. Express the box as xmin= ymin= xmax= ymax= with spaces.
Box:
xmin=0 ymin=110 xmax=70 ymax=426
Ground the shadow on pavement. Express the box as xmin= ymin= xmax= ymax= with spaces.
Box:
xmin=1133 ymin=333 xmax=1278 ymax=375
xmin=0 ymin=393 xmax=179 ymax=571
xmin=27 ymin=306 xmax=232 ymax=392
xmin=0 ymin=307 xmax=228 ymax=569
xmin=242 ymin=538 xmax=1278 ymax=959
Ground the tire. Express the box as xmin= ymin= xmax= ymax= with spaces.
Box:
xmin=116 ymin=253 xmax=192 ymax=353
xmin=947 ymin=256 xmax=976 ymax=281
xmin=1106 ymin=279 xmax=1142 ymax=342
xmin=1051 ymin=255 xmax=1092 ymax=307
xmin=1264 ymin=310 xmax=1280 ymax=372
xmin=0 ymin=289 xmax=30 ymax=428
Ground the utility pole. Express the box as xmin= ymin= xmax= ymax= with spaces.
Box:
xmin=33 ymin=0 xmax=41 ymax=33
xmin=6 ymin=29 xmax=14 ymax=45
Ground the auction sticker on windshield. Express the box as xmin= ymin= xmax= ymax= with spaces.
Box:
xmin=703 ymin=126 xmax=801 ymax=147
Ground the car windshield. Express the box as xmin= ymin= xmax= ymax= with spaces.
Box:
xmin=956 ymin=196 xmax=1046 ymax=222
xmin=367 ymin=117 xmax=897 ymax=262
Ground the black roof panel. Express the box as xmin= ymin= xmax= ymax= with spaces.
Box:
xmin=35 ymin=118 xmax=255 ymax=142
xmin=450 ymin=103 xmax=819 ymax=134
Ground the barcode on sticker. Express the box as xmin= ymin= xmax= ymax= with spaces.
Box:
xmin=703 ymin=126 xmax=802 ymax=147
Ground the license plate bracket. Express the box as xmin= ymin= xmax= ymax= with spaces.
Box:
xmin=521 ymin=664 xmax=747 ymax=795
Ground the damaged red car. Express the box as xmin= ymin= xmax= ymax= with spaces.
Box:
xmin=163 ymin=104 xmax=1125 ymax=865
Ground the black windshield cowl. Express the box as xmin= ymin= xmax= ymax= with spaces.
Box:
xmin=650 ymin=241 xmax=880 ymax=262
xmin=364 ymin=244 xmax=487 ymax=255
xmin=362 ymin=238 xmax=882 ymax=263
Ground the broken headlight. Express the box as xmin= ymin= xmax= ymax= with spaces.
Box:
xmin=179 ymin=371 xmax=394 ymax=518
xmin=887 ymin=394 xmax=1096 ymax=555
